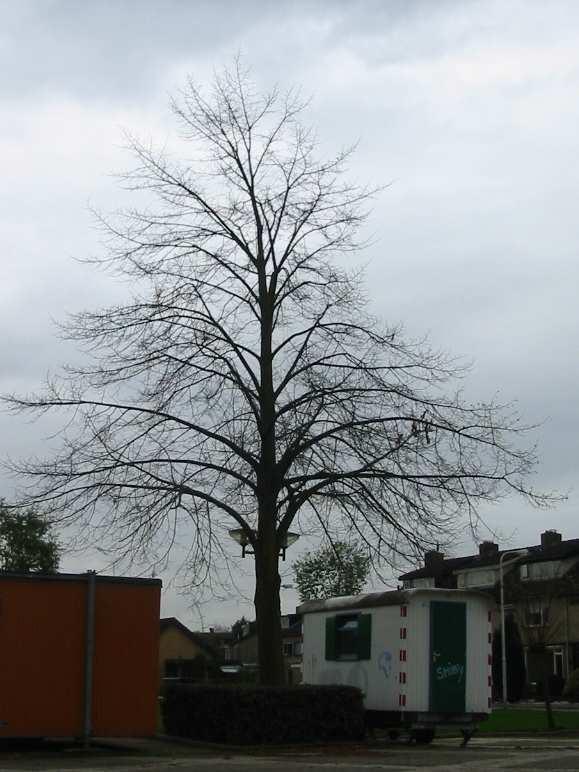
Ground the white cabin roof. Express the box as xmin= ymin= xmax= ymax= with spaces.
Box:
xmin=297 ymin=587 xmax=491 ymax=615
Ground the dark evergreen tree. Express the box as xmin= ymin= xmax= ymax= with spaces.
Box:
xmin=0 ymin=501 xmax=59 ymax=573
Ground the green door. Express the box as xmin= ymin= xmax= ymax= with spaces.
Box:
xmin=429 ymin=601 xmax=466 ymax=713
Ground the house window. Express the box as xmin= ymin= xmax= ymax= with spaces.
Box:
xmin=457 ymin=569 xmax=496 ymax=588
xmin=520 ymin=561 xmax=561 ymax=581
xmin=553 ymin=649 xmax=564 ymax=678
xmin=282 ymin=642 xmax=294 ymax=657
xmin=525 ymin=601 xmax=550 ymax=627
xmin=165 ymin=660 xmax=179 ymax=679
xmin=294 ymin=641 xmax=303 ymax=656
xmin=325 ymin=613 xmax=372 ymax=661
xmin=164 ymin=659 xmax=199 ymax=681
xmin=403 ymin=577 xmax=435 ymax=589
xmin=520 ymin=564 xmax=529 ymax=580
xmin=414 ymin=577 xmax=435 ymax=589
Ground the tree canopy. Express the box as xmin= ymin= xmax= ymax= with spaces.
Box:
xmin=293 ymin=541 xmax=370 ymax=601
xmin=3 ymin=62 xmax=550 ymax=683
xmin=0 ymin=502 xmax=59 ymax=573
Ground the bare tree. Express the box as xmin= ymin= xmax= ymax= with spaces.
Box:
xmin=3 ymin=63 xmax=550 ymax=684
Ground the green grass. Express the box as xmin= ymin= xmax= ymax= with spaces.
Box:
xmin=479 ymin=708 xmax=579 ymax=733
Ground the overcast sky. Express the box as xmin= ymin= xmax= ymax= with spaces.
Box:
xmin=2 ymin=0 xmax=578 ymax=629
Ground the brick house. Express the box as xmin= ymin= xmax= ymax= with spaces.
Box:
xmin=159 ymin=617 xmax=232 ymax=684
xmin=229 ymin=613 xmax=303 ymax=684
xmin=398 ymin=530 xmax=579 ymax=688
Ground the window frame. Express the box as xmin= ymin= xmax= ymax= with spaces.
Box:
xmin=525 ymin=601 xmax=550 ymax=627
xmin=325 ymin=612 xmax=372 ymax=662
xmin=456 ymin=568 xmax=497 ymax=588
xmin=520 ymin=560 xmax=561 ymax=582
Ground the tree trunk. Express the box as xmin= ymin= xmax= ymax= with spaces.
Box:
xmin=542 ymin=656 xmax=556 ymax=730
xmin=254 ymin=247 xmax=284 ymax=685
xmin=254 ymin=534 xmax=284 ymax=685
xmin=544 ymin=692 xmax=555 ymax=730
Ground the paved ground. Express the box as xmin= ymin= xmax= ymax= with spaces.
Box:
xmin=3 ymin=736 xmax=579 ymax=771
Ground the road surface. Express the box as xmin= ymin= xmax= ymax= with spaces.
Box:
xmin=2 ymin=736 xmax=579 ymax=771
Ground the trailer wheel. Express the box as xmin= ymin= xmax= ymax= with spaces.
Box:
xmin=412 ymin=728 xmax=435 ymax=744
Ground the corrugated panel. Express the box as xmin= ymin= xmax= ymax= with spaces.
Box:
xmin=0 ymin=576 xmax=160 ymax=738
xmin=92 ymin=582 xmax=160 ymax=736
xmin=465 ymin=595 xmax=493 ymax=714
xmin=406 ymin=596 xmax=430 ymax=711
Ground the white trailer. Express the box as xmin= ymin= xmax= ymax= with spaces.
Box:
xmin=299 ymin=588 xmax=493 ymax=743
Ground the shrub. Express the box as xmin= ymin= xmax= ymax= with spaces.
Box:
xmin=548 ymin=673 xmax=565 ymax=699
xmin=534 ymin=673 xmax=566 ymax=701
xmin=563 ymin=668 xmax=579 ymax=701
xmin=161 ymin=683 xmax=365 ymax=744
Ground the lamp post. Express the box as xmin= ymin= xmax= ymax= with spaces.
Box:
xmin=499 ymin=548 xmax=529 ymax=706
xmin=228 ymin=528 xmax=299 ymax=560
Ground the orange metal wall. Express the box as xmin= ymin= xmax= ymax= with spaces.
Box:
xmin=0 ymin=578 xmax=86 ymax=737
xmin=92 ymin=581 xmax=160 ymax=736
xmin=0 ymin=575 xmax=160 ymax=738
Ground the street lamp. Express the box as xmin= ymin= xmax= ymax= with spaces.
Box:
xmin=228 ymin=528 xmax=299 ymax=560
xmin=499 ymin=548 xmax=529 ymax=706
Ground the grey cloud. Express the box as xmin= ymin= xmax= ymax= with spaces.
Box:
xmin=2 ymin=0 xmax=278 ymax=102
xmin=2 ymin=0 xmax=579 ymax=624
xmin=1 ymin=0 xmax=473 ymax=104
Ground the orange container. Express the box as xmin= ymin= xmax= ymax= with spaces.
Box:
xmin=0 ymin=572 xmax=161 ymax=738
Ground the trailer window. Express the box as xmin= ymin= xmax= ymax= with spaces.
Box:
xmin=325 ymin=613 xmax=372 ymax=661
xmin=336 ymin=615 xmax=359 ymax=659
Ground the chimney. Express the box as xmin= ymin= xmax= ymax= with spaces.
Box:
xmin=479 ymin=541 xmax=499 ymax=560
xmin=541 ymin=530 xmax=562 ymax=549
xmin=424 ymin=550 xmax=445 ymax=572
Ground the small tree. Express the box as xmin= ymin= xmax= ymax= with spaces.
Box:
xmin=293 ymin=541 xmax=370 ymax=601
xmin=0 ymin=501 xmax=59 ymax=573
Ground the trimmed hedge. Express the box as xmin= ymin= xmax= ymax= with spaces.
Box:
xmin=161 ymin=683 xmax=365 ymax=744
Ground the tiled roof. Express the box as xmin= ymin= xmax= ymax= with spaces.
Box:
xmin=400 ymin=556 xmax=474 ymax=580
xmin=159 ymin=617 xmax=219 ymax=659
xmin=398 ymin=537 xmax=579 ymax=580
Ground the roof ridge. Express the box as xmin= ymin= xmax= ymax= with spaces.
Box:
xmin=399 ymin=536 xmax=579 ymax=580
